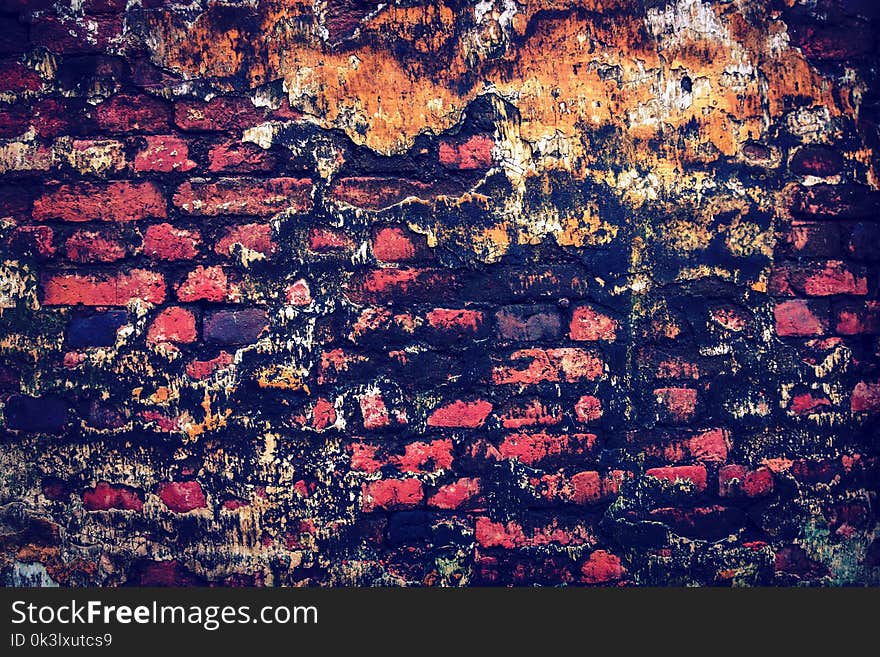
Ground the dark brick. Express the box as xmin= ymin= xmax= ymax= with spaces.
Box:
xmin=495 ymin=305 xmax=561 ymax=341
xmin=67 ymin=311 xmax=127 ymax=347
xmin=5 ymin=395 xmax=68 ymax=433
xmin=204 ymin=308 xmax=268 ymax=345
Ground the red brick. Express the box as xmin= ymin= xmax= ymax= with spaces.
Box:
xmin=428 ymin=477 xmax=480 ymax=509
xmin=774 ymin=299 xmax=828 ymax=337
xmin=654 ymin=387 xmax=698 ymax=423
xmin=789 ymin=18 xmax=874 ymax=62
xmin=30 ymin=15 xmax=122 ymax=54
xmin=770 ymin=261 xmax=867 ymax=297
xmin=186 ymin=352 xmax=233 ymax=380
xmin=719 ymin=465 xmax=774 ymax=498
xmin=475 ymin=517 xmax=526 ymax=548
xmin=498 ymin=399 xmax=562 ymax=429
xmin=851 ymin=381 xmax=880 ymax=413
xmin=0 ymin=101 xmax=28 ymax=138
xmin=0 ymin=60 xmax=42 ymax=92
xmin=569 ymin=471 xmax=602 ymax=504
xmin=574 ymin=395 xmax=603 ymax=423
xmin=361 ymin=478 xmax=423 ymax=512
xmin=215 ymin=223 xmax=275 ymax=258
xmin=789 ymin=184 xmax=880 ymax=221
xmin=142 ymin=223 xmax=201 ymax=260
xmin=645 ymin=465 xmax=708 ymax=492
xmin=495 ymin=432 xmax=597 ymax=466
xmin=65 ymin=230 xmax=125 ymax=263
xmin=311 ymin=397 xmax=337 ymax=431
xmin=790 ymin=145 xmax=844 ymax=177
xmin=687 ymin=428 xmax=729 ymax=463
xmin=147 ymin=307 xmax=197 ymax=345
xmin=835 ymin=301 xmax=880 ymax=335
xmin=6 ymin=225 xmax=54 ymax=259
xmin=157 ymin=481 xmax=207 ymax=513
xmin=33 ymin=182 xmax=166 ymax=223
xmin=495 ymin=305 xmax=560 ymax=341
xmin=42 ymin=270 xmax=165 ymax=306
xmin=580 ymin=550 xmax=624 ymax=584
xmin=330 ymin=176 xmax=451 ymax=210
xmin=395 ymin=439 xmax=453 ymax=473
xmin=492 ymin=348 xmax=604 ymax=384
xmin=349 ymin=442 xmax=382 ymax=473
xmin=173 ymin=178 xmax=312 ymax=216
xmin=96 ymin=94 xmax=170 ymax=133
xmin=308 ymin=227 xmax=353 ymax=253
xmin=427 ymin=399 xmax=493 ymax=428
xmin=285 ymin=279 xmax=312 ymax=306
xmin=372 ymin=226 xmax=425 ymax=262
xmin=176 ymin=266 xmax=235 ymax=303
xmin=174 ymin=98 xmax=263 ymax=131
xmin=345 ymin=268 xmax=457 ymax=304
xmin=31 ymin=98 xmax=75 ymax=138
xmin=359 ymin=391 xmax=406 ymax=429
xmin=778 ymin=221 xmax=840 ymax=257
xmin=134 ymin=135 xmax=195 ymax=173
xmin=439 ymin=134 xmax=494 ymax=169
xmin=208 ymin=139 xmax=276 ymax=173
xmin=82 ymin=482 xmax=143 ymax=511
xmin=570 ymin=305 xmax=618 ymax=341
xmin=425 ymin=308 xmax=483 ymax=333
xmin=789 ymin=392 xmax=831 ymax=415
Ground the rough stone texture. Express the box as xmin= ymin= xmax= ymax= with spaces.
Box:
xmin=0 ymin=0 xmax=879 ymax=587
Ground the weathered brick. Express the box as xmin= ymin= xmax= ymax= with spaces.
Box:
xmin=646 ymin=465 xmax=707 ymax=491
xmin=495 ymin=304 xmax=561 ymax=341
xmin=835 ymin=300 xmax=880 ymax=335
xmin=574 ymin=395 xmax=603 ymax=423
xmin=208 ymin=139 xmax=277 ymax=173
xmin=174 ymin=98 xmax=263 ymax=131
xmin=82 ymin=482 xmax=143 ymax=511
xmin=769 ymin=261 xmax=867 ymax=297
xmin=308 ymin=227 xmax=354 ymax=253
xmin=65 ymin=230 xmax=126 ymax=263
xmin=789 ymin=145 xmax=844 ymax=177
xmin=42 ymin=270 xmax=166 ymax=306
xmin=428 ymin=477 xmax=480 ymax=509
xmin=215 ymin=223 xmax=275 ymax=259
xmin=142 ymin=223 xmax=201 ymax=260
xmin=345 ymin=268 xmax=458 ymax=304
xmin=134 ymin=135 xmax=196 ymax=173
xmin=774 ymin=299 xmax=829 ymax=337
xmin=157 ymin=481 xmax=207 ymax=513
xmin=33 ymin=182 xmax=166 ymax=223
xmin=176 ymin=266 xmax=236 ymax=303
xmin=147 ymin=306 xmax=198 ymax=345
xmin=851 ymin=381 xmax=880 ymax=413
xmin=492 ymin=348 xmax=604 ymax=384
xmin=372 ymin=226 xmax=428 ymax=262
xmin=361 ymin=479 xmax=423 ymax=512
xmin=427 ymin=399 xmax=493 ymax=428
xmin=654 ymin=387 xmax=698 ymax=423
xmin=96 ymin=94 xmax=170 ymax=133
xmin=30 ymin=15 xmax=122 ymax=53
xmin=330 ymin=177 xmax=451 ymax=210
xmin=498 ymin=399 xmax=562 ymax=429
xmin=570 ymin=305 xmax=618 ymax=341
xmin=173 ymin=178 xmax=312 ymax=216
xmin=438 ymin=134 xmax=494 ymax=169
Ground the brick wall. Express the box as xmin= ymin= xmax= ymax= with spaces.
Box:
xmin=0 ymin=0 xmax=878 ymax=586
